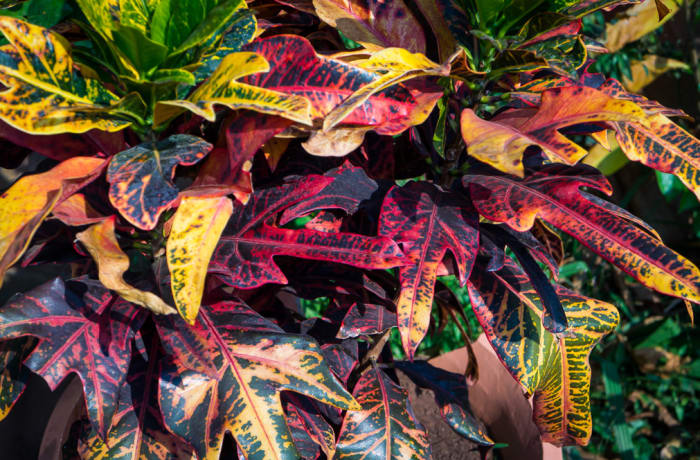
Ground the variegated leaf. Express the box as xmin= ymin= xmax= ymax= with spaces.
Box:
xmin=464 ymin=164 xmax=700 ymax=304
xmin=157 ymin=301 xmax=360 ymax=460
xmin=379 ymin=182 xmax=478 ymax=359
xmin=0 ymin=278 xmax=145 ymax=437
xmin=0 ymin=17 xmax=130 ymax=134
xmin=0 ymin=338 xmax=35 ymax=422
xmin=106 ymin=134 xmax=212 ymax=230
xmin=167 ymin=195 xmax=233 ymax=324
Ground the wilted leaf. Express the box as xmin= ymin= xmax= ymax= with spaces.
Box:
xmin=106 ymin=134 xmax=212 ymax=230
xmin=155 ymin=52 xmax=312 ymax=127
xmin=467 ymin=258 xmax=619 ymax=445
xmin=157 ymin=301 xmax=360 ymax=460
xmin=312 ymin=0 xmax=426 ymax=53
xmin=78 ymin=334 xmax=195 ymax=459
xmin=210 ymin=177 xmax=405 ymax=289
xmin=379 ymin=181 xmax=478 ymax=359
xmin=242 ymin=35 xmax=442 ymax=135
xmin=0 ymin=17 xmax=130 ymax=134
xmin=0 ymin=278 xmax=145 ymax=437
xmin=464 ymin=165 xmax=700 ymax=304
xmin=0 ymin=156 xmax=105 ymax=287
xmin=335 ymin=366 xmax=432 ymax=459
xmin=76 ymin=217 xmax=176 ymax=315
xmin=460 ymin=86 xmax=648 ymax=176
xmin=167 ymin=195 xmax=233 ymax=324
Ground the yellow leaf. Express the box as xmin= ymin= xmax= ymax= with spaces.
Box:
xmin=155 ymin=52 xmax=312 ymax=127
xmin=0 ymin=157 xmax=105 ymax=287
xmin=76 ymin=218 xmax=176 ymax=315
xmin=166 ymin=196 xmax=233 ymax=324
xmin=605 ymin=0 xmax=682 ymax=52
xmin=623 ymin=54 xmax=689 ymax=92
xmin=323 ymin=47 xmax=449 ymax=131
xmin=302 ymin=126 xmax=372 ymax=157
xmin=0 ymin=17 xmax=130 ymax=135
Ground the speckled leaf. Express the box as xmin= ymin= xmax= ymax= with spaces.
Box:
xmin=155 ymin=52 xmax=312 ymax=127
xmin=167 ymin=195 xmax=233 ymax=324
xmin=106 ymin=134 xmax=212 ymax=230
xmin=312 ymin=0 xmax=426 ymax=52
xmin=379 ymin=182 xmax=478 ymax=359
xmin=284 ymin=394 xmax=336 ymax=459
xmin=464 ymin=164 xmax=700 ymax=304
xmin=0 ymin=278 xmax=145 ymax=438
xmin=76 ymin=217 xmax=176 ymax=315
xmin=0 ymin=156 xmax=105 ymax=287
xmin=209 ymin=178 xmax=404 ymax=289
xmin=0 ymin=17 xmax=130 ymax=134
xmin=395 ymin=361 xmax=493 ymax=447
xmin=335 ymin=366 xmax=431 ymax=459
xmin=78 ymin=334 xmax=195 ymax=459
xmin=337 ymin=302 xmax=397 ymax=339
xmin=0 ymin=338 xmax=35 ymax=422
xmin=280 ymin=162 xmax=378 ymax=224
xmin=241 ymin=35 xmax=442 ymax=135
xmin=612 ymin=114 xmax=700 ymax=200
xmin=156 ymin=301 xmax=360 ymax=460
xmin=467 ymin=258 xmax=619 ymax=445
xmin=460 ymin=86 xmax=648 ymax=176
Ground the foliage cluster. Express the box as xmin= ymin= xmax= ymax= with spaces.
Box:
xmin=0 ymin=0 xmax=699 ymax=459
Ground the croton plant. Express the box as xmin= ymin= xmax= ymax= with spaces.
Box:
xmin=0 ymin=0 xmax=698 ymax=458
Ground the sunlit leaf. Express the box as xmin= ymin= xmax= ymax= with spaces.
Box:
xmin=167 ymin=195 xmax=233 ymax=324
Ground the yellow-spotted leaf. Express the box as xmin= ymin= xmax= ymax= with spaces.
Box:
xmin=0 ymin=156 xmax=105 ymax=287
xmin=467 ymin=258 xmax=619 ymax=445
xmin=0 ymin=17 xmax=130 ymax=135
xmin=323 ymin=48 xmax=450 ymax=131
xmin=76 ymin=217 xmax=176 ymax=315
xmin=155 ymin=52 xmax=312 ymax=127
xmin=460 ymin=86 xmax=648 ymax=176
xmin=613 ymin=114 xmax=700 ymax=199
xmin=167 ymin=195 xmax=233 ymax=324
xmin=464 ymin=164 xmax=700 ymax=304
xmin=156 ymin=301 xmax=360 ymax=460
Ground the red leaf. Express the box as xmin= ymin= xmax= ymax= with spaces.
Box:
xmin=0 ymin=278 xmax=145 ymax=437
xmin=379 ymin=182 xmax=479 ymax=358
xmin=242 ymin=35 xmax=441 ymax=135
xmin=337 ymin=302 xmax=397 ymax=339
xmin=209 ymin=178 xmax=404 ymax=289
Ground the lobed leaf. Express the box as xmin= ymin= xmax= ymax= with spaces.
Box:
xmin=76 ymin=217 xmax=176 ymax=315
xmin=379 ymin=181 xmax=479 ymax=359
xmin=167 ymin=195 xmax=233 ymax=324
xmin=106 ymin=134 xmax=212 ymax=230
xmin=0 ymin=278 xmax=145 ymax=437
xmin=157 ymin=301 xmax=360 ymax=460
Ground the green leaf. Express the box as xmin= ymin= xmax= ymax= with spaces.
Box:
xmin=112 ymin=24 xmax=169 ymax=74
xmin=171 ymin=0 xmax=246 ymax=55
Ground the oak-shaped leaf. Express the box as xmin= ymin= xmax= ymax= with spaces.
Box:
xmin=467 ymin=258 xmax=619 ymax=445
xmin=395 ymin=360 xmax=494 ymax=447
xmin=209 ymin=177 xmax=405 ymax=289
xmin=107 ymin=134 xmax=213 ymax=230
xmin=156 ymin=300 xmax=360 ymax=460
xmin=335 ymin=366 xmax=432 ymax=459
xmin=78 ymin=334 xmax=195 ymax=459
xmin=241 ymin=35 xmax=442 ymax=135
xmin=0 ymin=156 xmax=105 ymax=287
xmin=464 ymin=164 xmax=700 ymax=304
xmin=0 ymin=17 xmax=131 ymax=134
xmin=0 ymin=278 xmax=145 ymax=437
xmin=379 ymin=181 xmax=479 ymax=359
